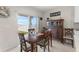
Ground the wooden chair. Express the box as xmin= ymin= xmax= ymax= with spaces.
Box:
xmin=47 ymin=29 xmax=53 ymax=47
xmin=37 ymin=31 xmax=50 ymax=52
xmin=63 ymin=28 xmax=74 ymax=48
xmin=18 ymin=33 xmax=32 ymax=52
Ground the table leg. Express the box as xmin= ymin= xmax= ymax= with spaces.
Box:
xmin=31 ymin=43 xmax=34 ymax=52
xmin=31 ymin=43 xmax=37 ymax=52
xmin=48 ymin=39 xmax=50 ymax=52
xmin=49 ymin=37 xmax=52 ymax=47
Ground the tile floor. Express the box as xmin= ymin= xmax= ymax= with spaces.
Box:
xmin=7 ymin=40 xmax=75 ymax=52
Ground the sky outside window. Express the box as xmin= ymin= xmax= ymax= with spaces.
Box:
xmin=17 ymin=16 xmax=29 ymax=26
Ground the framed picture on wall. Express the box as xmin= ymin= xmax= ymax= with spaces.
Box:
xmin=50 ymin=11 xmax=61 ymax=17
xmin=0 ymin=6 xmax=9 ymax=17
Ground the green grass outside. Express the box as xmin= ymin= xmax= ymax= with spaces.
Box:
xmin=18 ymin=31 xmax=28 ymax=35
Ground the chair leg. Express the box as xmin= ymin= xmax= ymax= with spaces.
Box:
xmin=44 ymin=46 xmax=46 ymax=52
xmin=20 ymin=44 xmax=22 ymax=52
xmin=36 ymin=46 xmax=38 ymax=52
xmin=51 ymin=38 xmax=52 ymax=47
xmin=72 ymin=40 xmax=74 ymax=48
xmin=63 ymin=38 xmax=66 ymax=44
xmin=20 ymin=48 xmax=22 ymax=52
xmin=48 ymin=40 xmax=50 ymax=52
xmin=48 ymin=46 xmax=50 ymax=52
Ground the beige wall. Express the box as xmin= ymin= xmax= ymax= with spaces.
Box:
xmin=42 ymin=6 xmax=74 ymax=28
xmin=74 ymin=6 xmax=79 ymax=52
xmin=74 ymin=31 xmax=79 ymax=52
xmin=0 ymin=6 xmax=43 ymax=51
xmin=0 ymin=7 xmax=19 ymax=51
xmin=74 ymin=6 xmax=79 ymax=22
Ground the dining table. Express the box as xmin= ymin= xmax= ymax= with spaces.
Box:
xmin=25 ymin=32 xmax=45 ymax=52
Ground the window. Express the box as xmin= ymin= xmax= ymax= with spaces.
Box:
xmin=17 ymin=15 xmax=39 ymax=33
xmin=17 ymin=15 xmax=29 ymax=32
xmin=30 ymin=16 xmax=38 ymax=32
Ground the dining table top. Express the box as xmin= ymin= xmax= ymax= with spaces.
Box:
xmin=25 ymin=32 xmax=45 ymax=43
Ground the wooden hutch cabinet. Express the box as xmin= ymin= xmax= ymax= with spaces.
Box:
xmin=47 ymin=19 xmax=64 ymax=43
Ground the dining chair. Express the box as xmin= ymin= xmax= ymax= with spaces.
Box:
xmin=47 ymin=30 xmax=53 ymax=47
xmin=63 ymin=28 xmax=74 ymax=48
xmin=28 ymin=28 xmax=36 ymax=36
xmin=37 ymin=31 xmax=50 ymax=52
xmin=18 ymin=33 xmax=32 ymax=52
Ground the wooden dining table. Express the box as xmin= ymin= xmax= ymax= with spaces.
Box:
xmin=25 ymin=33 xmax=45 ymax=52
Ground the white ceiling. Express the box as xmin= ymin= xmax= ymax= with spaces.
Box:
xmin=31 ymin=6 xmax=56 ymax=12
